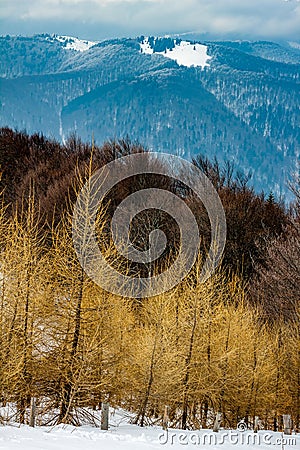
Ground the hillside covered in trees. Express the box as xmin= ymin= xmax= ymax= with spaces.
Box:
xmin=0 ymin=128 xmax=299 ymax=431
xmin=1 ymin=35 xmax=299 ymax=198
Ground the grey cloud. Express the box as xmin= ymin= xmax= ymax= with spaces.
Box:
xmin=1 ymin=0 xmax=299 ymax=40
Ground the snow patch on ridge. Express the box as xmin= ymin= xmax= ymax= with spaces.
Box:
xmin=288 ymin=41 xmax=300 ymax=50
xmin=48 ymin=35 xmax=97 ymax=52
xmin=140 ymin=38 xmax=212 ymax=69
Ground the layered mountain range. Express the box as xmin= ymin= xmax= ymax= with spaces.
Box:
xmin=0 ymin=34 xmax=299 ymax=197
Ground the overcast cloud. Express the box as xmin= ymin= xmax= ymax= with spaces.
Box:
xmin=1 ymin=0 xmax=300 ymax=41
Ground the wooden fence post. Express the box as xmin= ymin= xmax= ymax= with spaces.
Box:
xmin=29 ymin=397 xmax=36 ymax=428
xmin=101 ymin=402 xmax=109 ymax=430
xmin=213 ymin=412 xmax=222 ymax=432
xmin=162 ymin=405 xmax=169 ymax=431
xmin=254 ymin=416 xmax=259 ymax=433
xmin=283 ymin=415 xmax=292 ymax=435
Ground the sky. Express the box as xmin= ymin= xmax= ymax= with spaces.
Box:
xmin=1 ymin=0 xmax=300 ymax=41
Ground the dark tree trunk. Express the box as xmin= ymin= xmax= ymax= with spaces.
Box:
xmin=58 ymin=269 xmax=84 ymax=424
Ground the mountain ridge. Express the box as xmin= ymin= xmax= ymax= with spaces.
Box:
xmin=0 ymin=34 xmax=299 ymax=198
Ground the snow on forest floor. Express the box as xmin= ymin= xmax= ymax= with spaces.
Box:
xmin=0 ymin=409 xmax=299 ymax=450
xmin=140 ymin=38 xmax=212 ymax=68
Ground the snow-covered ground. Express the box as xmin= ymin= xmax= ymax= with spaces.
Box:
xmin=48 ymin=35 xmax=98 ymax=52
xmin=288 ymin=41 xmax=300 ymax=50
xmin=140 ymin=38 xmax=212 ymax=69
xmin=0 ymin=409 xmax=298 ymax=450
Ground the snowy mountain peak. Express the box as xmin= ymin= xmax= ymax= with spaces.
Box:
xmin=140 ymin=37 xmax=212 ymax=69
xmin=46 ymin=34 xmax=98 ymax=52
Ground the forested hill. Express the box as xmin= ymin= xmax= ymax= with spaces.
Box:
xmin=0 ymin=34 xmax=299 ymax=197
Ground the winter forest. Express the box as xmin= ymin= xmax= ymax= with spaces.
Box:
xmin=0 ymin=128 xmax=299 ymax=435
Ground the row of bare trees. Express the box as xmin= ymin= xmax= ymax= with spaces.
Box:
xmin=0 ymin=128 xmax=289 ymax=283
